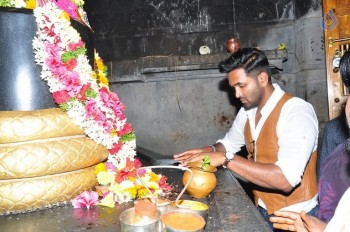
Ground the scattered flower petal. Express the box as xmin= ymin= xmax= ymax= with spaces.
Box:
xmin=71 ymin=191 xmax=99 ymax=209
xmin=98 ymin=192 xmax=115 ymax=208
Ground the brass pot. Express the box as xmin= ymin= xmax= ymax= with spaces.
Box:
xmin=182 ymin=162 xmax=217 ymax=198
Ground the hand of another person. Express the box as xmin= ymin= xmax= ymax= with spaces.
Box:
xmin=270 ymin=210 xmax=326 ymax=232
xmin=299 ymin=211 xmax=326 ymax=232
xmin=270 ymin=210 xmax=307 ymax=232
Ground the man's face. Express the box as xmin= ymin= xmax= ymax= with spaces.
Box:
xmin=227 ymin=68 xmax=262 ymax=110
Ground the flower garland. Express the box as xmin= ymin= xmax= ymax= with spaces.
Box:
xmin=33 ymin=1 xmax=133 ymax=160
xmin=0 ymin=0 xmax=35 ymax=9
xmin=30 ymin=0 xmax=172 ymax=208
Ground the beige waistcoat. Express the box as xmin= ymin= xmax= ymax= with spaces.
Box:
xmin=244 ymin=93 xmax=318 ymax=214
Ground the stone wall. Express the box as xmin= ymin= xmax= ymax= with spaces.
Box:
xmin=85 ymin=0 xmax=327 ymax=156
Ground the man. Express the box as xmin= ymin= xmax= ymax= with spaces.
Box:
xmin=174 ymin=48 xmax=319 ymax=229
xmin=269 ymin=49 xmax=350 ymax=232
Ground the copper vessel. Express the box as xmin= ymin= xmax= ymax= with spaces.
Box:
xmin=182 ymin=162 xmax=217 ymax=198
xmin=226 ymin=38 xmax=241 ymax=54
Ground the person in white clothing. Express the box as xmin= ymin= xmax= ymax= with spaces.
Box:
xmin=174 ymin=47 xmax=319 ymax=230
xmin=324 ymin=186 xmax=350 ymax=232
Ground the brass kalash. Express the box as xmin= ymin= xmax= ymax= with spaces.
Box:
xmin=119 ymin=164 xmax=216 ymax=232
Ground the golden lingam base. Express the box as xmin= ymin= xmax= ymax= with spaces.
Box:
xmin=0 ymin=108 xmax=108 ymax=215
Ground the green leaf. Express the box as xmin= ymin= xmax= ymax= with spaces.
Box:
xmin=202 ymin=155 xmax=211 ymax=169
xmin=86 ymin=88 xmax=98 ymax=98
xmin=120 ymin=132 xmax=136 ymax=143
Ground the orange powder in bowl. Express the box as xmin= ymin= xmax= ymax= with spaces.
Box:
xmin=134 ymin=199 xmax=157 ymax=218
xmin=161 ymin=210 xmax=206 ymax=231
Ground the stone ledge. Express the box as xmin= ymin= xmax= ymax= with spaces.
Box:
xmin=110 ymin=50 xmax=288 ymax=83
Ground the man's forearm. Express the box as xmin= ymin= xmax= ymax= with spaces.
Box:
xmin=225 ymin=155 xmax=293 ymax=192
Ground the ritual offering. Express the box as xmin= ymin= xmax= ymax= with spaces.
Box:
xmin=119 ymin=168 xmax=177 ymax=232
xmin=182 ymin=161 xmax=217 ymax=198
xmin=171 ymin=199 xmax=208 ymax=219
xmin=119 ymin=206 xmax=161 ymax=232
xmin=138 ymin=198 xmax=173 ymax=214
xmin=160 ymin=209 xmax=206 ymax=232
xmin=135 ymin=199 xmax=158 ymax=218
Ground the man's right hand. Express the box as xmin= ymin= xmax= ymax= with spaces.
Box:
xmin=174 ymin=148 xmax=226 ymax=167
xmin=173 ymin=148 xmax=204 ymax=163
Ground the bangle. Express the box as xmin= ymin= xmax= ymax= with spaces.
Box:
xmin=208 ymin=145 xmax=216 ymax=152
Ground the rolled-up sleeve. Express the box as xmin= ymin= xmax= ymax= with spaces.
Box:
xmin=217 ymin=108 xmax=248 ymax=153
xmin=275 ymin=98 xmax=319 ymax=187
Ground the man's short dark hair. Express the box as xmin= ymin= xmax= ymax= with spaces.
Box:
xmin=218 ymin=47 xmax=271 ymax=80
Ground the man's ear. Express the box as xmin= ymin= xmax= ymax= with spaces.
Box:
xmin=258 ymin=72 xmax=269 ymax=86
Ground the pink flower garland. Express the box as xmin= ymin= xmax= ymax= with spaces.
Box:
xmin=55 ymin=0 xmax=79 ymax=20
xmin=41 ymin=28 xmax=133 ymax=154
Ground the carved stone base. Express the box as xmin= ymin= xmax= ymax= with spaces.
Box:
xmin=0 ymin=108 xmax=108 ymax=214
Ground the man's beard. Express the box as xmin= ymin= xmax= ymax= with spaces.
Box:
xmin=242 ymin=101 xmax=258 ymax=111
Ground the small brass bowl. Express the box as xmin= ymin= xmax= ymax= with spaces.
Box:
xmin=161 ymin=209 xmax=206 ymax=232
xmin=172 ymin=199 xmax=209 ymax=219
